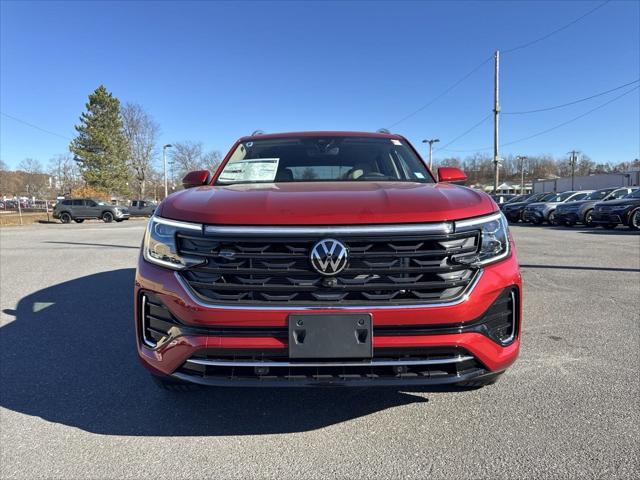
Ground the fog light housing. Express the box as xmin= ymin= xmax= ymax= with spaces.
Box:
xmin=480 ymin=288 xmax=518 ymax=346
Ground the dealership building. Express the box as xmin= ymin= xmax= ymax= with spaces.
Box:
xmin=532 ymin=169 xmax=640 ymax=193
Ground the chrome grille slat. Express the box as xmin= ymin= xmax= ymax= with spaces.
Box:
xmin=177 ymin=230 xmax=479 ymax=305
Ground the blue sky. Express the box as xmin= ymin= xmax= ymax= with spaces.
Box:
xmin=1 ymin=0 xmax=638 ymax=170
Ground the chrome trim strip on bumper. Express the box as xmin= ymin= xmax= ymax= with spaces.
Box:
xmin=140 ymin=295 xmax=157 ymax=348
xmin=173 ymin=269 xmax=483 ymax=311
xmin=203 ymin=222 xmax=454 ymax=236
xmin=185 ymin=355 xmax=474 ymax=368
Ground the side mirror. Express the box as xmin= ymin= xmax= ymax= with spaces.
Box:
xmin=182 ymin=170 xmax=210 ymax=189
xmin=437 ymin=167 xmax=467 ymax=184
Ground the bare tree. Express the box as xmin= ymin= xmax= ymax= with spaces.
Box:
xmin=48 ymin=153 xmax=82 ymax=195
xmin=122 ymin=103 xmax=160 ymax=198
xmin=170 ymin=141 xmax=222 ymax=186
xmin=18 ymin=158 xmax=48 ymax=197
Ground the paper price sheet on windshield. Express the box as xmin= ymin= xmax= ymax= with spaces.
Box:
xmin=218 ymin=158 xmax=280 ymax=183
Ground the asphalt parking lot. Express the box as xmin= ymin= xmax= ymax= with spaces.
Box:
xmin=1 ymin=222 xmax=638 ymax=479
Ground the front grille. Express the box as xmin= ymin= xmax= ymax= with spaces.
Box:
xmin=177 ymin=347 xmax=486 ymax=384
xmin=177 ymin=230 xmax=480 ymax=305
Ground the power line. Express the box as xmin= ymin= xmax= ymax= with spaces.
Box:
xmin=503 ymin=79 xmax=640 ymax=114
xmin=386 ymin=55 xmax=492 ymax=129
xmin=503 ymin=0 xmax=611 ymax=54
xmin=501 ymin=85 xmax=639 ymax=147
xmin=1 ymin=112 xmax=72 ymax=140
xmin=434 ymin=114 xmax=492 ymax=152
xmin=438 ymin=85 xmax=639 ymax=153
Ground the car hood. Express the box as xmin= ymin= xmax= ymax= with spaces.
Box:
xmin=158 ymin=182 xmax=497 ymax=225
xmin=526 ymin=202 xmax=555 ymax=209
xmin=596 ymin=198 xmax=640 ymax=207
xmin=503 ymin=201 xmax=530 ymax=209
xmin=558 ymin=199 xmax=593 ymax=208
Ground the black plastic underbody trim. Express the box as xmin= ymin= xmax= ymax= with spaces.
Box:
xmin=139 ymin=286 xmax=518 ymax=347
xmin=170 ymin=368 xmax=495 ymax=387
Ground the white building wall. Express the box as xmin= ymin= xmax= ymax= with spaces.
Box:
xmin=532 ymin=170 xmax=640 ymax=193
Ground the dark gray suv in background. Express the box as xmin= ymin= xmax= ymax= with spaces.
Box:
xmin=554 ymin=187 xmax=637 ymax=226
xmin=53 ymin=198 xmax=130 ymax=223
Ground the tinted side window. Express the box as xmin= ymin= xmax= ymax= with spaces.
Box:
xmin=62 ymin=200 xmax=71 ymax=206
xmin=72 ymin=199 xmax=83 ymax=206
xmin=86 ymin=200 xmax=97 ymax=207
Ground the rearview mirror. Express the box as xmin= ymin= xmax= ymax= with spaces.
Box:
xmin=182 ymin=170 xmax=211 ymax=189
xmin=437 ymin=167 xmax=467 ymax=184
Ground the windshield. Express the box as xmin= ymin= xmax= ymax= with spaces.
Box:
xmin=567 ymin=192 xmax=589 ymax=202
xmin=537 ymin=193 xmax=557 ymax=202
xmin=584 ymin=189 xmax=612 ymax=200
xmin=525 ymin=193 xmax=549 ymax=202
xmin=545 ymin=191 xmax=575 ymax=202
xmin=624 ymin=189 xmax=640 ymax=199
xmin=216 ymin=136 xmax=434 ymax=185
xmin=506 ymin=195 xmax=526 ymax=204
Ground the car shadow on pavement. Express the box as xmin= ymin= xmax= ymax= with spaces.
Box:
xmin=1 ymin=269 xmax=434 ymax=437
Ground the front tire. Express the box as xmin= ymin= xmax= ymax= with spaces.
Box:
xmin=60 ymin=212 xmax=72 ymax=224
xmin=584 ymin=209 xmax=594 ymax=227
xmin=151 ymin=375 xmax=201 ymax=392
xmin=548 ymin=211 xmax=557 ymax=225
xmin=102 ymin=211 xmax=114 ymax=223
xmin=628 ymin=209 xmax=640 ymax=230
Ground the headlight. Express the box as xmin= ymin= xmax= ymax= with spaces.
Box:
xmin=143 ymin=216 xmax=205 ymax=270
xmin=454 ymin=212 xmax=510 ymax=266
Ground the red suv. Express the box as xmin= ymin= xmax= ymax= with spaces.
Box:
xmin=135 ymin=132 xmax=521 ymax=390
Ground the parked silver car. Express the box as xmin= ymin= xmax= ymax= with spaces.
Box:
xmin=522 ymin=190 xmax=592 ymax=225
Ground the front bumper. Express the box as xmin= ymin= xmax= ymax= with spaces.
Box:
xmin=503 ymin=208 xmax=524 ymax=222
xmin=522 ymin=209 xmax=545 ymax=223
xmin=554 ymin=211 xmax=580 ymax=224
xmin=135 ymin=245 xmax=522 ymax=387
xmin=591 ymin=211 xmax=624 ymax=225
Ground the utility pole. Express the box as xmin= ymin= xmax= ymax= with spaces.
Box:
xmin=517 ymin=155 xmax=528 ymax=195
xmin=568 ymin=150 xmax=579 ymax=190
xmin=493 ymin=50 xmax=501 ymax=193
xmin=422 ymin=138 xmax=440 ymax=172
xmin=163 ymin=144 xmax=173 ymax=198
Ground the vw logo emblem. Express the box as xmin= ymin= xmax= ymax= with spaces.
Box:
xmin=310 ymin=238 xmax=349 ymax=276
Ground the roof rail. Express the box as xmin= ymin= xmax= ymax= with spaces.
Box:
xmin=251 ymin=130 xmax=265 ymax=136
xmin=376 ymin=128 xmax=391 ymax=134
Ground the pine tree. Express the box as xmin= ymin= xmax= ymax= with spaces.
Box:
xmin=69 ymin=85 xmax=130 ymax=195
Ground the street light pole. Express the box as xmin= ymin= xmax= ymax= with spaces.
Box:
xmin=493 ymin=50 xmax=501 ymax=193
xmin=422 ymin=138 xmax=440 ymax=172
xmin=517 ymin=155 xmax=527 ymax=195
xmin=163 ymin=144 xmax=173 ymax=198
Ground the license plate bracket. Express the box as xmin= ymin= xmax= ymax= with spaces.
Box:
xmin=288 ymin=314 xmax=372 ymax=359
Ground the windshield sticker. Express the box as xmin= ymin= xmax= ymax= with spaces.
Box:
xmin=415 ymin=172 xmax=425 ymax=179
xmin=391 ymin=139 xmax=402 ymax=145
xmin=219 ymin=158 xmax=280 ymax=183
